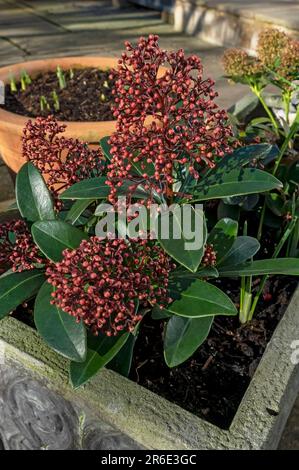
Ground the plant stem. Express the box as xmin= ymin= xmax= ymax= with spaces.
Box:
xmin=272 ymin=108 xmax=299 ymax=175
xmin=239 ymin=221 xmax=253 ymax=324
xmin=256 ymin=107 xmax=299 ymax=241
xmin=287 ymin=216 xmax=299 ymax=257
xmin=250 ymin=85 xmax=280 ymax=137
xmin=257 ymin=202 xmax=266 ymax=241
xmin=282 ymin=90 xmax=291 ymax=126
xmin=249 ymin=217 xmax=297 ymax=320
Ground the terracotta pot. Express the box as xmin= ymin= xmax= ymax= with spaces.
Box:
xmin=0 ymin=57 xmax=120 ymax=173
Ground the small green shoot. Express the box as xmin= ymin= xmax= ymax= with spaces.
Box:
xmin=20 ymin=70 xmax=32 ymax=91
xmin=51 ymin=90 xmax=60 ymax=111
xmin=9 ymin=75 xmax=17 ymax=93
xmin=40 ymin=95 xmax=50 ymax=112
xmin=56 ymin=66 xmax=66 ymax=90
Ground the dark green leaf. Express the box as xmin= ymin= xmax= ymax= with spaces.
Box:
xmin=171 ymin=266 xmax=219 ymax=279
xmin=164 ymin=315 xmax=214 ymax=367
xmin=107 ymin=333 xmax=137 ymax=377
xmin=192 ymin=168 xmax=282 ymax=202
xmin=16 ymin=163 xmax=55 ymax=222
xmin=167 ymin=279 xmax=237 ymax=318
xmin=34 ymin=282 xmax=86 ymax=362
xmin=60 ymin=177 xmax=152 ymax=202
xmin=152 ymin=306 xmax=173 ymax=319
xmin=0 ymin=270 xmax=45 ymax=320
xmin=59 ymin=176 xmax=110 ymax=200
xmin=219 ymin=258 xmax=299 ymax=277
xmin=66 ymin=199 xmax=94 ymax=224
xmin=220 ymin=236 xmax=260 ymax=267
xmin=158 ymin=206 xmax=207 ymax=272
xmin=216 ymin=144 xmax=279 ymax=171
xmin=70 ymin=332 xmax=130 ymax=388
xmin=207 ymin=218 xmax=238 ymax=264
xmin=32 ymin=220 xmax=88 ymax=262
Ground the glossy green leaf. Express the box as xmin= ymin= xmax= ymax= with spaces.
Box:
xmin=158 ymin=206 xmax=207 ymax=272
xmin=70 ymin=332 xmax=130 ymax=388
xmin=219 ymin=258 xmax=299 ymax=277
xmin=167 ymin=279 xmax=237 ymax=318
xmin=16 ymin=163 xmax=55 ymax=222
xmin=192 ymin=168 xmax=282 ymax=202
xmin=34 ymin=282 xmax=86 ymax=362
xmin=170 ymin=266 xmax=219 ymax=279
xmin=217 ymin=144 xmax=279 ymax=171
xmin=207 ymin=218 xmax=238 ymax=264
xmin=32 ymin=220 xmax=88 ymax=262
xmin=151 ymin=306 xmax=173 ymax=320
xmin=164 ymin=315 xmax=214 ymax=367
xmin=60 ymin=177 xmax=151 ymax=202
xmin=220 ymin=236 xmax=260 ymax=266
xmin=59 ymin=176 xmax=110 ymax=200
xmin=108 ymin=333 xmax=137 ymax=377
xmin=0 ymin=270 xmax=45 ymax=320
xmin=66 ymin=199 xmax=94 ymax=224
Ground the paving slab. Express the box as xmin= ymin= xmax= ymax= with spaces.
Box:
xmin=174 ymin=0 xmax=299 ymax=50
xmin=204 ymin=1 xmax=299 ymax=30
xmin=0 ymin=37 xmax=25 ymax=64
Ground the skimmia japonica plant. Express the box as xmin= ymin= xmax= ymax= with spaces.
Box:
xmin=0 ymin=35 xmax=299 ymax=388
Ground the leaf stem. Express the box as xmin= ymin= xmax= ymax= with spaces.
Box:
xmin=249 ymin=216 xmax=297 ymax=320
xmin=250 ymin=84 xmax=280 ymax=137
xmin=257 ymin=106 xmax=299 ymax=241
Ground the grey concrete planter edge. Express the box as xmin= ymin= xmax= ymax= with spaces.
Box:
xmin=0 ymin=282 xmax=298 ymax=450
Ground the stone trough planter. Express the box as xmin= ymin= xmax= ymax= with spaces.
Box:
xmin=0 ymin=284 xmax=298 ymax=450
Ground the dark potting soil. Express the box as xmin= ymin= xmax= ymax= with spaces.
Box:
xmin=130 ymin=275 xmax=298 ymax=429
xmin=1 ymin=68 xmax=115 ymax=121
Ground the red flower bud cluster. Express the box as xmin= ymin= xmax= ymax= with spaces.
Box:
xmin=0 ymin=219 xmax=44 ymax=273
xmin=22 ymin=116 xmax=104 ymax=205
xmin=107 ymin=35 xmax=234 ymax=204
xmin=202 ymin=243 xmax=217 ymax=267
xmin=46 ymin=237 xmax=175 ymax=336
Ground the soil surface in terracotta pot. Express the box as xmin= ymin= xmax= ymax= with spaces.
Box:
xmin=1 ymin=68 xmax=115 ymax=122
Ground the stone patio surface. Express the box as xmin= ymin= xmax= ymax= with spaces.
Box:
xmin=0 ymin=0 xmax=298 ymax=449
